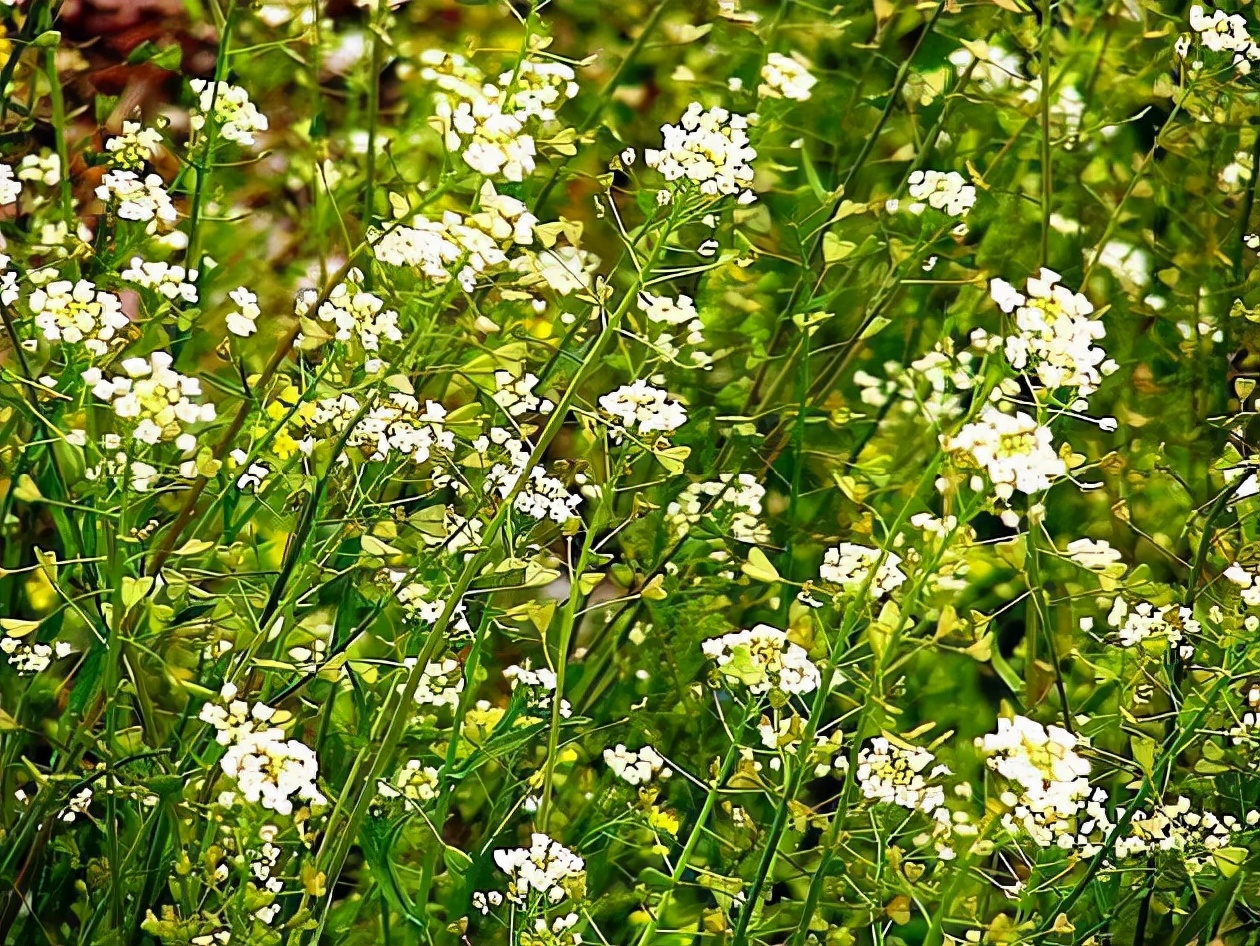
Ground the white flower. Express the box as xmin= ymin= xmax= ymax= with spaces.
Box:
xmin=225 ymin=286 xmax=261 ymax=337
xmin=819 ymin=543 xmax=907 ymax=599
xmin=1065 ymin=538 xmax=1123 ymax=571
xmin=702 ymin=624 xmax=821 ymax=695
xmin=942 ymin=408 xmax=1066 ymax=500
xmin=492 ymin=833 xmax=585 ymax=905
xmin=906 ymin=169 xmax=976 ymax=217
xmin=856 ymin=738 xmax=947 ymax=813
xmin=120 ymin=258 xmax=199 ymax=304
xmin=84 ymin=351 xmax=216 ymax=445
xmin=1225 ymin=563 xmax=1260 ymax=606
xmin=105 ymin=121 xmax=163 ymax=169
xmin=759 ymin=52 xmax=817 ymax=101
xmin=95 ymin=170 xmax=177 ymax=228
xmin=297 ymin=268 xmax=401 ymax=352
xmin=644 ymin=103 xmax=757 ymax=202
xmin=598 ymin=380 xmax=688 ymax=441
xmin=995 ymin=268 xmax=1115 ymax=399
xmin=1188 ymin=5 xmax=1260 ymax=73
xmin=190 ymin=79 xmax=269 ymax=146
xmin=667 ymin=473 xmax=768 ymax=544
xmin=405 ymin=656 xmax=466 ymax=709
xmin=435 ymin=87 xmax=536 ymax=182
xmin=29 ymin=279 xmax=129 ymax=356
xmin=0 ymin=163 xmax=21 ymax=206
xmin=1107 ymin=597 xmax=1197 ymax=658
xmin=493 ymin=370 xmax=553 ymax=417
xmin=977 ymin=715 xmax=1111 ymax=852
xmin=17 ymin=152 xmax=60 ymax=187
xmin=219 ymin=727 xmax=325 ymax=815
xmin=604 ymin=744 xmax=671 ymax=785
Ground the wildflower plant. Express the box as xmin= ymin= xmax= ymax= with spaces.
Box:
xmin=2 ymin=1 xmax=1260 ymax=945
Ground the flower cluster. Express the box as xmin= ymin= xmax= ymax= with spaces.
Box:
xmin=1 ymin=635 xmax=72 ymax=674
xmin=29 ymin=279 xmax=129 ymax=356
xmin=819 ymin=543 xmax=907 ymax=599
xmin=378 ymin=760 xmax=441 ymax=805
xmin=1179 ymin=5 xmax=1260 ymax=74
xmin=604 ymin=744 xmax=671 ymax=786
xmin=1106 ymin=598 xmax=1197 ymax=658
xmin=942 ymin=408 xmax=1066 ymax=500
xmin=856 ymin=738 xmax=947 ymax=814
xmin=1115 ymin=797 xmax=1257 ymax=874
xmin=759 ymin=52 xmax=816 ymax=101
xmin=702 ymin=624 xmax=821 ymax=696
xmin=492 ymin=833 xmax=586 ymax=905
xmin=297 ymin=268 xmax=402 ymax=356
xmin=95 ymin=171 xmax=177 ymax=228
xmin=977 ymin=715 xmax=1110 ymax=851
xmin=644 ymin=103 xmax=757 ymax=202
xmin=105 ymin=121 xmax=163 ymax=169
xmin=598 ymin=380 xmax=688 ymax=442
xmin=667 ymin=474 xmax=769 ymax=544
xmin=906 ymin=170 xmax=976 ymax=217
xmin=120 ymin=258 xmax=199 ymax=304
xmin=200 ymin=687 xmax=325 ymax=816
xmin=992 ymin=268 xmax=1115 ymax=399
xmin=310 ymin=391 xmax=453 ymax=464
xmin=84 ymin=352 xmax=216 ymax=447
xmin=189 ymin=79 xmax=270 ymax=146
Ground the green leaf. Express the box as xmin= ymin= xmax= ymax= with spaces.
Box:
xmin=742 ymin=547 xmax=780 ymax=584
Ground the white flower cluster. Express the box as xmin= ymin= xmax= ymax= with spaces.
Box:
xmin=977 ymin=715 xmax=1111 ymax=852
xmin=1 ymin=636 xmax=72 ymax=674
xmin=84 ymin=352 xmax=217 ymax=447
xmin=95 ymin=171 xmax=177 ymax=228
xmin=504 ymin=60 xmax=580 ymax=122
xmin=1179 ymin=5 xmax=1260 ymax=74
xmin=598 ymin=380 xmax=688 ymax=442
xmin=637 ymin=291 xmax=709 ymax=365
xmin=480 ymin=430 xmax=581 ymax=524
xmin=492 ymin=369 xmax=553 ymax=417
xmin=374 ymin=183 xmax=537 ymax=291
xmin=509 ymin=244 xmax=600 ymax=298
xmin=297 ymin=268 xmax=401 ymax=354
xmin=941 ymin=408 xmax=1065 ymax=500
xmin=1224 ymin=563 xmax=1260 ymax=606
xmin=311 ymin=391 xmax=454 ymax=464
xmin=378 ymin=759 xmax=441 ymax=804
xmin=120 ymin=258 xmax=199 ymax=304
xmin=667 ymin=473 xmax=769 ymax=544
xmin=992 ymin=268 xmax=1115 ymax=400
xmin=702 ymin=624 xmax=821 ymax=696
xmin=855 ymin=342 xmax=983 ymax=425
xmin=604 ymin=744 xmax=671 ymax=786
xmin=105 ymin=121 xmax=163 ymax=169
xmin=819 ymin=543 xmax=907 ymax=599
xmin=190 ymin=79 xmax=270 ymax=146
xmin=492 ymin=832 xmax=586 ymax=905
xmin=425 ymin=52 xmax=578 ymax=181
xmin=1065 ymin=538 xmax=1123 ymax=571
xmin=759 ymin=52 xmax=816 ymax=101
xmin=0 ymin=163 xmax=21 ymax=205
xmin=200 ymin=685 xmax=326 ymax=816
xmin=18 ymin=152 xmax=60 ymax=187
xmin=1115 ymin=796 xmax=1257 ymax=874
xmin=224 ymin=286 xmax=260 ymax=337
xmin=406 ymin=656 xmax=465 ymax=710
xmin=504 ymin=660 xmax=572 ymax=719
xmin=856 ymin=738 xmax=948 ymax=813
xmin=644 ymin=103 xmax=757 ymax=203
xmin=906 ymin=170 xmax=976 ymax=217
xmin=29 ymin=278 xmax=129 ymax=355
xmin=1106 ymin=597 xmax=1197 ymax=658
xmin=434 ymin=83 xmax=537 ymax=181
